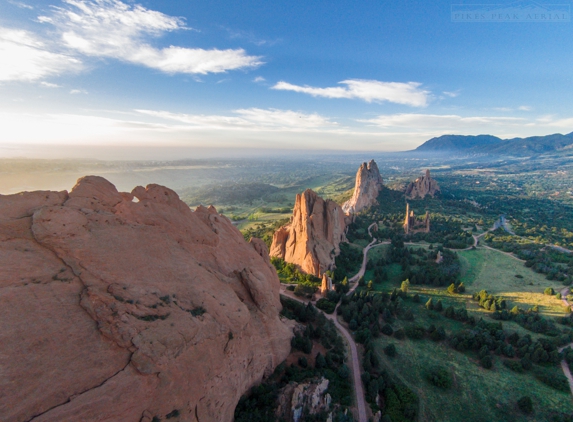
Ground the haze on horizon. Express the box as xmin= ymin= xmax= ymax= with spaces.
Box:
xmin=1 ymin=0 xmax=572 ymax=160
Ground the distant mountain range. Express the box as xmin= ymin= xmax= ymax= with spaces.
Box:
xmin=414 ymin=132 xmax=573 ymax=155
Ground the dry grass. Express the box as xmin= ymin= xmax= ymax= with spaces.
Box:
xmin=458 ymin=248 xmax=568 ymax=316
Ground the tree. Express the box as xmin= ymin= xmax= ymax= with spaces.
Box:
xmin=298 ymin=356 xmax=308 ymax=368
xmin=480 ymin=355 xmax=493 ymax=369
xmin=447 ymin=283 xmax=456 ymax=294
xmin=401 ymin=279 xmax=410 ymax=293
xmin=517 ymin=396 xmax=533 ymax=414
xmin=315 ymin=352 xmax=326 ymax=369
xmin=434 ymin=300 xmax=443 ymax=312
xmin=413 ymin=293 xmax=421 ymax=303
xmin=426 ymin=298 xmax=434 ymax=311
xmin=367 ymin=280 xmax=374 ymax=291
xmin=384 ymin=343 xmax=397 ymax=357
xmin=544 ymin=287 xmax=555 ymax=296
xmin=381 ymin=324 xmax=394 ymax=336
xmin=457 ymin=282 xmax=466 ymax=293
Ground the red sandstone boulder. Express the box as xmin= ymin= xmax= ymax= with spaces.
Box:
xmin=0 ymin=176 xmax=291 ymax=422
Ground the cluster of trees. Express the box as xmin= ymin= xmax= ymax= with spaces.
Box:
xmin=271 ymin=257 xmax=321 ymax=288
xmin=484 ymin=230 xmax=573 ymax=283
xmin=386 ymin=243 xmax=461 ymax=287
xmin=316 ymin=290 xmax=342 ymax=314
xmin=472 ymin=290 xmax=507 ymax=311
xmin=336 ymin=290 xmax=419 ymax=421
xmin=241 ymin=218 xmax=289 ymax=247
xmin=333 ymin=243 xmax=363 ymax=281
xmin=235 ymin=298 xmax=355 ymax=421
xmin=448 ymin=318 xmax=567 ymax=376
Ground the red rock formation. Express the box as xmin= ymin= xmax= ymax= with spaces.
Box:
xmin=269 ymin=189 xmax=346 ymax=277
xmin=405 ymin=169 xmax=440 ymax=199
xmin=0 ymin=176 xmax=291 ymax=422
xmin=342 ymin=160 xmax=384 ymax=215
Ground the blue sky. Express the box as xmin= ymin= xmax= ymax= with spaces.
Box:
xmin=1 ymin=0 xmax=572 ymax=159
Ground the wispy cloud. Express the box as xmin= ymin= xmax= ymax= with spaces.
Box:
xmin=359 ymin=113 xmax=525 ymax=129
xmin=272 ymin=79 xmax=430 ymax=107
xmin=253 ymin=76 xmax=266 ymax=83
xmin=0 ymin=27 xmax=82 ymax=82
xmin=518 ymin=105 xmax=532 ymax=111
xmin=40 ymin=81 xmax=62 ymax=88
xmin=7 ymin=0 xmax=33 ymax=9
xmin=136 ymin=108 xmax=338 ymax=131
xmin=442 ymin=90 xmax=460 ymax=98
xmin=70 ymin=89 xmax=88 ymax=94
xmin=224 ymin=27 xmax=280 ymax=46
xmin=38 ymin=0 xmax=262 ymax=75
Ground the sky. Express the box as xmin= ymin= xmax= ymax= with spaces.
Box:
xmin=1 ymin=0 xmax=572 ymax=159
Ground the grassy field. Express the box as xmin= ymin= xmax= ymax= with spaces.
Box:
xmin=356 ymin=242 xmax=573 ymax=421
xmin=373 ymin=325 xmax=573 ymax=422
xmin=458 ymin=248 xmax=568 ymax=316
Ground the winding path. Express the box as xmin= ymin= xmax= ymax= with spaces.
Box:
xmin=279 ymin=225 xmax=386 ymax=422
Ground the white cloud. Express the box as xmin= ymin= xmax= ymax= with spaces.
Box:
xmin=272 ymin=79 xmax=430 ymax=107
xmin=70 ymin=89 xmax=88 ymax=94
xmin=518 ymin=105 xmax=532 ymax=111
xmin=136 ymin=107 xmax=338 ymax=131
xmin=0 ymin=27 xmax=82 ymax=82
xmin=8 ymin=0 xmax=33 ymax=9
xmin=360 ymin=113 xmax=525 ymax=129
xmin=235 ymin=108 xmax=337 ymax=128
xmin=253 ymin=76 xmax=265 ymax=83
xmin=40 ymin=81 xmax=62 ymax=88
xmin=442 ymin=90 xmax=460 ymax=98
xmin=40 ymin=0 xmax=262 ymax=74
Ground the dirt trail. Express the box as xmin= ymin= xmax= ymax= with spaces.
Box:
xmin=279 ymin=231 xmax=385 ymax=422
xmin=556 ymin=287 xmax=573 ymax=396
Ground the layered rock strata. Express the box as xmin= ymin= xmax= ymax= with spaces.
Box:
xmin=342 ymin=160 xmax=384 ymax=215
xmin=405 ymin=169 xmax=440 ymax=199
xmin=0 ymin=176 xmax=291 ymax=422
xmin=270 ymin=189 xmax=346 ymax=277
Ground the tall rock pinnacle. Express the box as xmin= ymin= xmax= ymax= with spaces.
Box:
xmin=405 ymin=169 xmax=440 ymax=199
xmin=342 ymin=160 xmax=384 ymax=215
xmin=270 ymin=189 xmax=347 ymax=277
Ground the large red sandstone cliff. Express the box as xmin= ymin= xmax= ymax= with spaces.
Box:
xmin=0 ymin=176 xmax=291 ymax=422
xmin=342 ymin=160 xmax=384 ymax=215
xmin=269 ymin=189 xmax=346 ymax=277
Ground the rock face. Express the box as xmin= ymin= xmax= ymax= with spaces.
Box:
xmin=0 ymin=176 xmax=292 ymax=422
xmin=405 ymin=169 xmax=440 ymax=199
xmin=270 ymin=189 xmax=346 ymax=277
xmin=276 ymin=377 xmax=332 ymax=422
xmin=342 ymin=160 xmax=384 ymax=215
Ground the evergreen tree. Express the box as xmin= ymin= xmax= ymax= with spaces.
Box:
xmin=401 ymin=279 xmax=410 ymax=293
xmin=426 ymin=298 xmax=434 ymax=311
xmin=434 ymin=300 xmax=443 ymax=312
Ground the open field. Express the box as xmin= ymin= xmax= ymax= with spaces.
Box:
xmin=373 ymin=329 xmax=573 ymax=422
xmin=458 ymin=248 xmax=568 ymax=316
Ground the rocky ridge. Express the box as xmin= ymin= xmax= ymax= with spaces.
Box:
xmin=0 ymin=176 xmax=292 ymax=422
xmin=276 ymin=377 xmax=333 ymax=422
xmin=269 ymin=189 xmax=346 ymax=277
xmin=405 ymin=169 xmax=440 ymax=199
xmin=342 ymin=160 xmax=384 ymax=215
